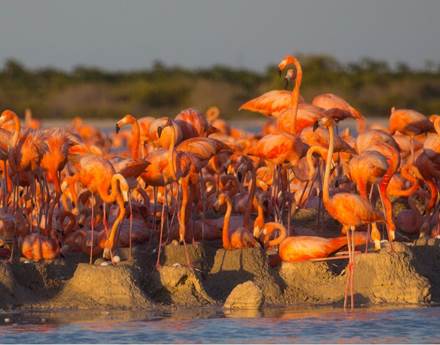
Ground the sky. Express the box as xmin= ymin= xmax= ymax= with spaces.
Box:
xmin=0 ymin=0 xmax=438 ymax=71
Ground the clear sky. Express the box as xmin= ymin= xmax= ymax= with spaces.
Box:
xmin=0 ymin=0 xmax=438 ymax=71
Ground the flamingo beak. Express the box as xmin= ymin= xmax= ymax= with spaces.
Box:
xmin=115 ymin=124 xmax=120 ymax=134
xmin=157 ymin=126 xmax=163 ymax=138
xmin=313 ymin=121 xmax=319 ymax=132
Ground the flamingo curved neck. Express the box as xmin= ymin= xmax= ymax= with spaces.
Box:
xmin=168 ymin=124 xmax=177 ymax=180
xmin=306 ymin=145 xmax=327 ymax=180
xmin=3 ymin=112 xmax=21 ymax=147
xmin=323 ymin=124 xmax=335 ymax=207
xmin=390 ymin=166 xmax=419 ymax=197
xmin=222 ymin=197 xmax=232 ymax=248
xmin=290 ymin=60 xmax=302 ymax=134
xmin=264 ymin=222 xmax=287 ymax=247
xmin=243 ymin=165 xmax=256 ymax=230
xmin=128 ymin=117 xmax=141 ymax=160
xmin=99 ymin=175 xmax=121 ymax=203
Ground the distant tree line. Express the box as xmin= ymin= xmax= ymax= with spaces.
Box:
xmin=1 ymin=54 xmax=440 ymax=119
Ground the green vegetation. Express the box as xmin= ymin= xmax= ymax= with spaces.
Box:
xmin=1 ymin=55 xmax=440 ymax=119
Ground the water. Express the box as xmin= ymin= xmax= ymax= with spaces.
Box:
xmin=1 ymin=305 xmax=439 ymax=343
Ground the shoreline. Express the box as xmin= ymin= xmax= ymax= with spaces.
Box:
xmin=1 ymin=236 xmax=438 ymax=312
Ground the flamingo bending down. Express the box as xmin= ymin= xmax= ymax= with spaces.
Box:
xmin=68 ymin=153 xmax=129 ymax=261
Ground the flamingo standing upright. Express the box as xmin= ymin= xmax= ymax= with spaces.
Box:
xmin=214 ymin=193 xmax=257 ymax=249
xmin=316 ymin=115 xmax=384 ymax=309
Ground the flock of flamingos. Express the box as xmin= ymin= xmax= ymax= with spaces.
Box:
xmin=0 ymin=54 xmax=439 ymax=309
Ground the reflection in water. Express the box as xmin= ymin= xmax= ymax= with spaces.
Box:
xmin=1 ymin=305 xmax=439 ymax=343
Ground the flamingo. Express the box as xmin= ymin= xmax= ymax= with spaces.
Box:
xmin=24 ymin=108 xmax=41 ymax=130
xmin=261 ymin=222 xmax=368 ymax=263
xmin=316 ymin=115 xmax=384 ymax=309
xmin=214 ymin=193 xmax=257 ymax=250
xmin=175 ymin=107 xmax=214 ymax=137
xmin=240 ymin=55 xmax=312 ymax=135
xmin=39 ymin=128 xmax=81 ymax=196
xmin=206 ymin=106 xmax=231 ymax=136
xmin=389 ymin=108 xmax=434 ymax=162
xmin=67 ymin=153 xmax=129 ymax=261
xmin=312 ymin=93 xmax=366 ymax=134
xmin=396 ymin=192 xmax=426 ymax=236
xmin=20 ymin=203 xmax=60 ymax=262
xmin=115 ymin=114 xmax=142 ymax=159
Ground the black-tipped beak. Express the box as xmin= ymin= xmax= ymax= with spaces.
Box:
xmin=157 ymin=126 xmax=163 ymax=138
xmin=115 ymin=124 xmax=120 ymax=134
xmin=313 ymin=121 xmax=319 ymax=132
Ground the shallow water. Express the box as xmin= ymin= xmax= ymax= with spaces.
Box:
xmin=1 ymin=305 xmax=439 ymax=343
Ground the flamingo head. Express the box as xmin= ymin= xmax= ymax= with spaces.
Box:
xmin=115 ymin=114 xmax=136 ymax=134
xmin=0 ymin=109 xmax=18 ymax=126
xmin=157 ymin=118 xmax=173 ymax=138
xmin=315 ymin=115 xmax=335 ymax=131
xmin=283 ymin=69 xmax=296 ymax=89
xmin=278 ymin=55 xmax=299 ymax=72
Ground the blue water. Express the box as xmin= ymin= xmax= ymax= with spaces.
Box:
xmin=1 ymin=306 xmax=439 ymax=343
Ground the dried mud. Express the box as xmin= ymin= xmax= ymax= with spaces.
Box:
xmin=1 ymin=238 xmax=439 ymax=311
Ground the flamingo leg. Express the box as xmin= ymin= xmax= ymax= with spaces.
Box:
xmin=155 ymin=189 xmax=167 ymax=269
xmin=90 ymin=193 xmax=94 ymax=265
xmin=153 ymin=186 xmax=158 ymax=236
xmin=343 ymin=225 xmax=350 ymax=310
xmin=102 ymin=203 xmax=110 ymax=237
xmin=350 ymin=226 xmax=356 ymax=310
xmin=128 ymin=191 xmax=133 ymax=261
xmin=377 ymin=185 xmax=394 ymax=251
xmin=2 ymin=160 xmax=7 ymax=207
xmin=199 ymin=171 xmax=207 ymax=242
xmin=316 ymin=161 xmax=323 ymax=230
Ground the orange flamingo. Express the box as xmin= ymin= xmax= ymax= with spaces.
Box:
xmin=214 ymin=193 xmax=257 ymax=249
xmin=389 ymin=108 xmax=434 ymax=162
xmin=68 ymin=153 xmax=129 ymax=261
xmin=24 ymin=108 xmax=41 ymax=130
xmin=115 ymin=114 xmax=142 ymax=160
xmin=39 ymin=128 xmax=80 ymax=195
xmin=261 ymin=222 xmax=368 ymax=263
xmin=316 ymin=115 xmax=384 ymax=309
xmin=396 ymin=192 xmax=426 ymax=236
xmin=21 ymin=203 xmax=60 ymax=262
xmin=312 ymin=93 xmax=366 ymax=133
xmin=240 ymin=55 xmax=309 ymax=135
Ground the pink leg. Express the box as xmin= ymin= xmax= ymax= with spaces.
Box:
xmin=129 ymin=191 xmax=133 ymax=260
xmin=155 ymin=188 xmax=167 ymax=269
xmin=90 ymin=194 xmax=94 ymax=265
xmin=344 ymin=227 xmax=351 ymax=310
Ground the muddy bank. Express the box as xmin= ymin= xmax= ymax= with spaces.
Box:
xmin=0 ymin=240 xmax=439 ymax=311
